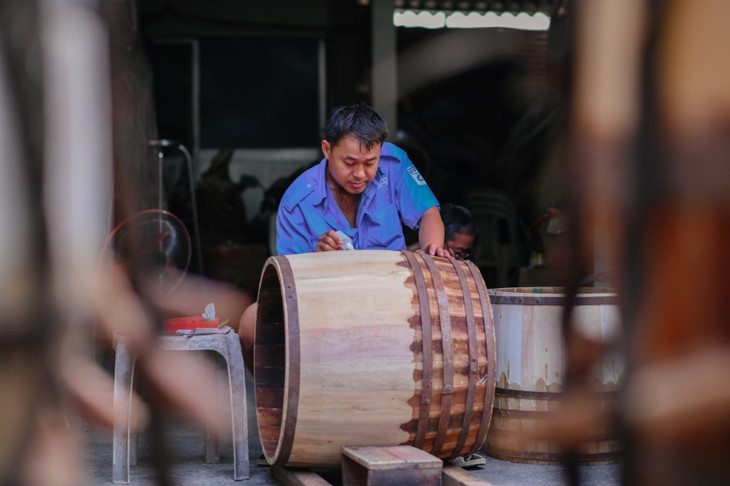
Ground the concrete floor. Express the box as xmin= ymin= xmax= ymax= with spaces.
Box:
xmin=83 ymin=368 xmax=621 ymax=486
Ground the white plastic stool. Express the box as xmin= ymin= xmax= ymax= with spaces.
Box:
xmin=112 ymin=326 xmax=249 ymax=483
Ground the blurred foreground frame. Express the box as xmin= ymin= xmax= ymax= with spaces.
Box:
xmin=0 ymin=0 xmax=249 ymax=485
xmin=2 ymin=0 xmax=730 ymax=485
xmin=567 ymin=0 xmax=730 ymax=485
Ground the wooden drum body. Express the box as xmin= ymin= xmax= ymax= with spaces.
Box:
xmin=253 ymin=250 xmax=496 ymax=467
xmin=487 ymin=287 xmax=623 ymax=464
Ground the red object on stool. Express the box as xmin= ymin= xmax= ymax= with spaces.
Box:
xmin=163 ymin=316 xmax=219 ymax=333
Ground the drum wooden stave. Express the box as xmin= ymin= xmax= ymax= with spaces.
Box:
xmin=254 ymin=250 xmax=496 ymax=467
xmin=486 ymin=286 xmax=623 ymax=464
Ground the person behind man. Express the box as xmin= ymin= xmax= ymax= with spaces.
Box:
xmin=441 ymin=203 xmax=477 ymax=260
xmin=406 ymin=202 xmax=477 ymax=260
xmin=238 ymin=102 xmax=447 ymax=366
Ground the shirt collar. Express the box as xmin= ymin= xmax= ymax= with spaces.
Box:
xmin=311 ymin=157 xmax=329 ymax=206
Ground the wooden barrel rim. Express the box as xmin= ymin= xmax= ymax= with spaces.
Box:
xmin=402 ymin=251 xmax=434 ymax=450
xmin=450 ymin=256 xmax=478 ymax=458
xmin=487 ymin=444 xmax=620 ymax=464
xmin=273 ymin=256 xmax=299 ymax=466
xmin=489 ymin=287 xmax=616 ymax=306
xmin=420 ymin=253 xmax=454 ymax=456
xmin=466 ymin=260 xmax=497 ymax=456
xmin=496 ymin=387 xmax=619 ymax=400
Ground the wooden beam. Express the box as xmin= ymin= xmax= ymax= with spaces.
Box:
xmin=443 ymin=466 xmax=497 ymax=486
xmin=271 ymin=465 xmax=332 ymax=486
xmin=342 ymin=445 xmax=442 ymax=486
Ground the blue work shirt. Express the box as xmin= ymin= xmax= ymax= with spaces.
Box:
xmin=276 ymin=142 xmax=439 ymax=255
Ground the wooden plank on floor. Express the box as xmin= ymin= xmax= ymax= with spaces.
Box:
xmin=271 ymin=465 xmax=332 ymax=486
xmin=443 ymin=466 xmax=497 ymax=486
xmin=342 ymin=446 xmax=442 ymax=486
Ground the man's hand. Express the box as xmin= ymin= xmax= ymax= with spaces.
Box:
xmin=420 ymin=243 xmax=449 ymax=258
xmin=316 ymin=230 xmax=344 ymax=252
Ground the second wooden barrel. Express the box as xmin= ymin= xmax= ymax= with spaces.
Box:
xmin=486 ymin=287 xmax=623 ymax=464
xmin=254 ymin=250 xmax=496 ymax=467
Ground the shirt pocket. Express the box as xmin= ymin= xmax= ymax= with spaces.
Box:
xmin=361 ymin=207 xmax=405 ymax=250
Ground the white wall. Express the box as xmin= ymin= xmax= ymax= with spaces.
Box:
xmin=198 ymin=147 xmax=321 ymax=222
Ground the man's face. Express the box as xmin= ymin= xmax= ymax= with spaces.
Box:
xmin=322 ymin=136 xmax=380 ymax=195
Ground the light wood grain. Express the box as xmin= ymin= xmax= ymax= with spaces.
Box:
xmin=487 ymin=287 xmax=622 ymax=464
xmin=254 ymin=250 xmax=495 ymax=467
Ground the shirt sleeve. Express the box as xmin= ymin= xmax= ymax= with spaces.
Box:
xmin=276 ymin=204 xmax=315 ymax=255
xmin=392 ymin=152 xmax=440 ymax=230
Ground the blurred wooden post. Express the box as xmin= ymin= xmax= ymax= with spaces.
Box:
xmin=571 ymin=0 xmax=646 ymax=287
xmin=635 ymin=0 xmax=730 ymax=364
xmin=572 ymin=0 xmax=730 ymax=484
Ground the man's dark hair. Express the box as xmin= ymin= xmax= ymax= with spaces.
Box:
xmin=323 ymin=102 xmax=388 ymax=150
xmin=441 ymin=203 xmax=478 ymax=242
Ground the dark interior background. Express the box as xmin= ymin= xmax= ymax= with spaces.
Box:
xmin=133 ymin=0 xmax=571 ymax=290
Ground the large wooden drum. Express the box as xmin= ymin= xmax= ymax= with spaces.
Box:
xmin=254 ymin=250 xmax=496 ymax=467
xmin=486 ymin=287 xmax=623 ymax=464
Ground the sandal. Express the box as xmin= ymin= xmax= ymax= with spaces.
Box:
xmin=446 ymin=453 xmax=486 ymax=469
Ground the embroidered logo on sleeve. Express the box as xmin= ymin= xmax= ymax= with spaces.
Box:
xmin=407 ymin=165 xmax=426 ymax=186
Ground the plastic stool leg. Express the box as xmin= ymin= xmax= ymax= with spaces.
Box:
xmin=112 ymin=337 xmax=135 ymax=484
xmin=204 ymin=351 xmax=220 ymax=464
xmin=224 ymin=331 xmax=250 ymax=480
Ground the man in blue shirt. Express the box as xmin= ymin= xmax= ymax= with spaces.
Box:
xmin=241 ymin=104 xmax=489 ymax=470
xmin=239 ymin=102 xmax=446 ymax=367
xmin=277 ymin=103 xmax=446 ymax=255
